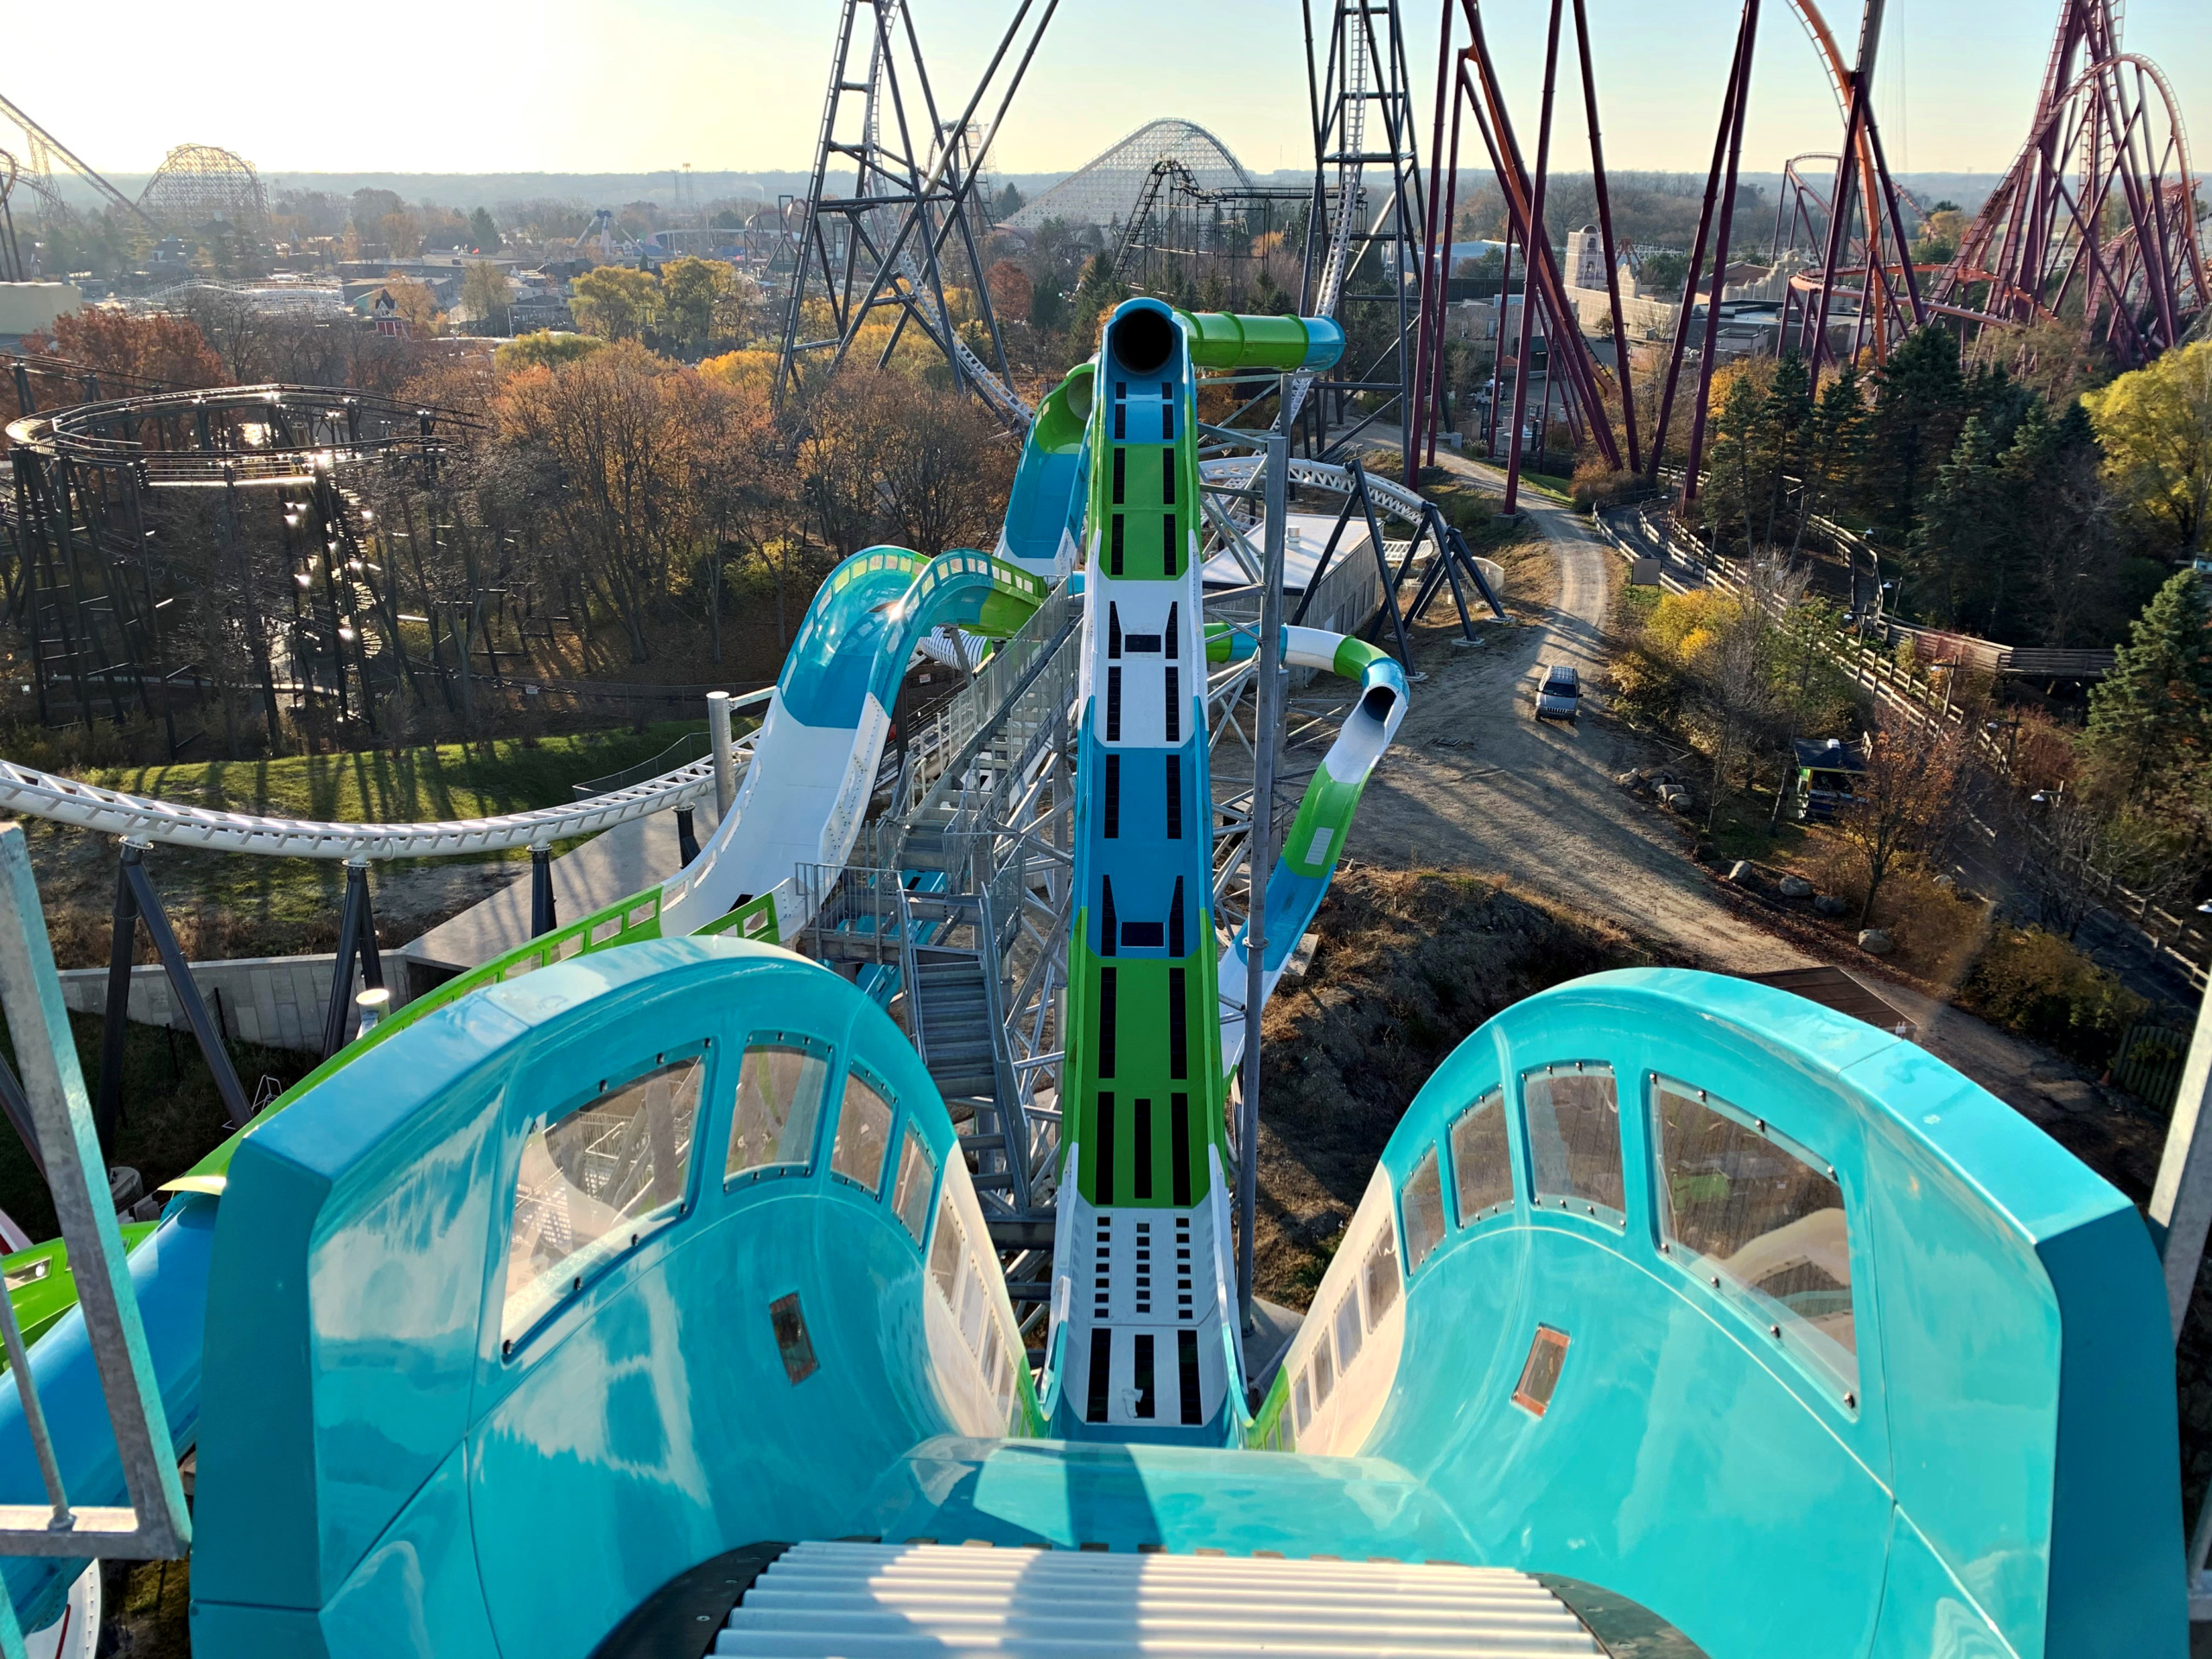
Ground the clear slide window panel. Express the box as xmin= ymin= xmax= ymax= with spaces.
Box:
xmin=1362 ymin=1225 xmax=1401 ymax=1331
xmin=1523 ymin=1063 xmax=1624 ymax=1219
xmin=728 ymin=1037 xmax=830 ymax=1179
xmin=1449 ymin=1087 xmax=1514 ymax=1224
xmin=1401 ymin=1145 xmax=1446 ymax=1274
xmin=1333 ymin=1289 xmax=1364 ymax=1373
xmin=929 ymin=1193 xmax=966 ymax=1307
xmin=830 ymin=1065 xmax=895 ymax=1195
xmin=504 ymin=1055 xmax=703 ymax=1344
xmin=890 ymin=1125 xmax=937 ymax=1245
xmin=1654 ymin=1078 xmax=1857 ymax=1385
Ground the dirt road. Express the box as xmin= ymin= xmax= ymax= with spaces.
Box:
xmin=1325 ymin=448 xmax=2171 ymax=1179
xmin=1342 ymin=462 xmax=1812 ymax=974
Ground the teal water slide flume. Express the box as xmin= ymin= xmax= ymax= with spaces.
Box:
xmin=0 ymin=302 xmax=2186 ymax=1657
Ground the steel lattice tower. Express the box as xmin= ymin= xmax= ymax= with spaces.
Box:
xmin=774 ymin=0 xmax=1057 ymax=426
xmin=1298 ymin=0 xmax=1427 ymax=456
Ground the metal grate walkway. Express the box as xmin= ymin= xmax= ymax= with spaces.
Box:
xmin=715 ymin=1540 xmax=1601 ymax=1656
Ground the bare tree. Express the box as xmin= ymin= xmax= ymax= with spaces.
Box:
xmin=1835 ymin=716 xmax=1967 ymax=925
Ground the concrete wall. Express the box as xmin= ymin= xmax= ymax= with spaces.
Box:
xmin=57 ymin=955 xmax=364 ymax=1054
xmin=0 ymin=283 xmax=84 ymax=340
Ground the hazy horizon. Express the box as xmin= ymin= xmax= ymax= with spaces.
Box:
xmin=10 ymin=2 xmax=2208 ymax=184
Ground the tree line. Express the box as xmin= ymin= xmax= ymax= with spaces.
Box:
xmin=1692 ymin=329 xmax=2210 ymax=651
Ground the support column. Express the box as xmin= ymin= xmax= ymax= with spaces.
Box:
xmin=1240 ymin=397 xmax=1290 ymax=1334
xmin=2152 ymin=977 xmax=2212 ymax=1336
xmin=96 ymin=842 xmax=141 ymax=1151
xmin=676 ymin=805 xmax=701 ymax=868
xmin=707 ymin=690 xmax=736 ymax=820
xmin=531 ymin=844 xmax=557 ymax=938
xmin=321 ymin=859 xmax=381 ymax=1060
xmin=115 ymin=842 xmax=249 ymax=1128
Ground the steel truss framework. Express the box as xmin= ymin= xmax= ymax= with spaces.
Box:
xmin=773 ymin=0 xmax=1052 ymax=425
xmin=1110 ymin=160 xmax=1312 ymax=296
xmin=1412 ymin=0 xmax=2205 ymax=516
xmin=1929 ymin=2 xmax=2209 ymax=366
xmin=6 ymin=385 xmax=475 ymax=741
xmin=1294 ymin=0 xmax=1429 ymax=455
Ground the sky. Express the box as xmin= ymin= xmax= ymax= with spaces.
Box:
xmin=9 ymin=0 xmax=2210 ymax=185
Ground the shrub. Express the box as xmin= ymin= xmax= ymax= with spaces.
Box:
xmin=1571 ymin=458 xmax=1647 ymax=512
xmin=1963 ymin=925 xmax=2147 ymax=1067
xmin=1868 ymin=868 xmax=1989 ymax=986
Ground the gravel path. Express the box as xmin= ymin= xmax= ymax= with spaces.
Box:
xmin=1343 ymin=461 xmax=1810 ymax=974
xmin=1333 ymin=448 xmax=2169 ymax=1174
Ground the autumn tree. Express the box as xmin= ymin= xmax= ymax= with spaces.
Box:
xmin=496 ymin=331 xmax=605 ymax=373
xmin=493 ymin=341 xmax=689 ymax=661
xmin=2085 ymin=339 xmax=2212 ymax=556
xmin=22 ymin=308 xmax=226 ymax=390
xmin=872 ymin=375 xmax=1017 ymax=556
xmin=1835 ymin=717 xmax=1965 ymax=925
xmin=461 ymin=262 xmax=512 ymax=334
xmin=570 ymin=266 xmax=662 ymax=342
xmin=985 ymin=260 xmax=1033 ymax=325
xmin=659 ymin=257 xmax=758 ymax=353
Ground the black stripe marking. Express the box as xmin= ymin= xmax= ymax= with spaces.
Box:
xmin=1134 ymin=1331 xmax=1156 ymax=1418
xmin=1099 ymin=967 xmax=1117 ymax=1075
xmin=1103 ymin=754 xmax=1121 ymax=839
xmin=1106 ymin=667 xmax=1122 ymax=741
xmin=1165 ymin=754 xmax=1182 ymax=841
xmin=1178 ymin=1328 xmax=1202 ymax=1424
xmin=1168 ymin=966 xmax=1187 ymax=1079
xmin=1134 ymin=1096 xmax=1154 ymax=1200
xmin=1160 ymin=385 xmax=1175 ymax=441
xmin=1112 ymin=448 xmax=1126 ymax=505
xmin=1163 ymin=667 xmax=1179 ymax=742
xmin=1161 ymin=512 xmax=1177 ymax=577
xmin=1108 ymin=602 xmax=1122 ymax=658
xmin=1096 ymin=1091 xmax=1116 ymax=1207
xmin=1100 ymin=877 xmax=1119 ymax=958
xmin=1165 ymin=602 xmax=1179 ymax=659
xmin=1161 ymin=446 xmax=1175 ymax=504
xmin=1172 ymin=1092 xmax=1192 ymax=1205
xmin=1088 ymin=1327 xmax=1114 ymax=1422
xmin=1109 ymin=513 xmax=1125 ymax=576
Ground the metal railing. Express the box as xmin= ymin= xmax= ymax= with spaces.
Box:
xmin=0 ymin=825 xmax=191 ymax=1645
xmin=1597 ymin=506 xmax=2212 ymax=988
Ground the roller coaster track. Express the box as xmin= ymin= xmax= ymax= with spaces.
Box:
xmin=0 ymin=731 xmax=759 ymax=860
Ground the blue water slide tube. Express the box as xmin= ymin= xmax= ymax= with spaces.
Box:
xmin=655 ymin=544 xmax=1046 ymax=942
xmin=1217 ymin=625 xmax=1408 ymax=1076
xmin=994 ymin=364 xmax=1093 ymax=580
xmin=181 ymin=939 xmax=1035 ymax=1657
xmin=1256 ymin=968 xmax=2185 ymax=1659
xmin=0 ymin=543 xmax=1047 ymax=1630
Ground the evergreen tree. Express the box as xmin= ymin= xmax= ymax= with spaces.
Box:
xmin=1699 ymin=375 xmax=1765 ymax=558
xmin=1858 ymin=325 xmax=1970 ymax=543
xmin=1911 ymin=413 xmax=2008 ymax=629
xmin=2086 ymin=570 xmax=2212 ymax=801
xmin=1788 ymin=365 xmax=1868 ymax=556
xmin=1756 ymin=353 xmax=1814 ymax=550
xmin=2005 ymin=397 xmax=2109 ymax=648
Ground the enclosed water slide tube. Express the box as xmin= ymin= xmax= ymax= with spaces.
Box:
xmin=0 ymin=540 xmax=1047 ymax=1629
xmin=1217 ymin=626 xmax=1408 ymax=1077
xmin=1249 ymin=969 xmax=2183 ymax=1659
xmin=155 ymin=949 xmax=2183 ymax=1658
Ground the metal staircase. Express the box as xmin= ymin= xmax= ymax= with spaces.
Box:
xmin=715 ymin=1541 xmax=1604 ymax=1656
